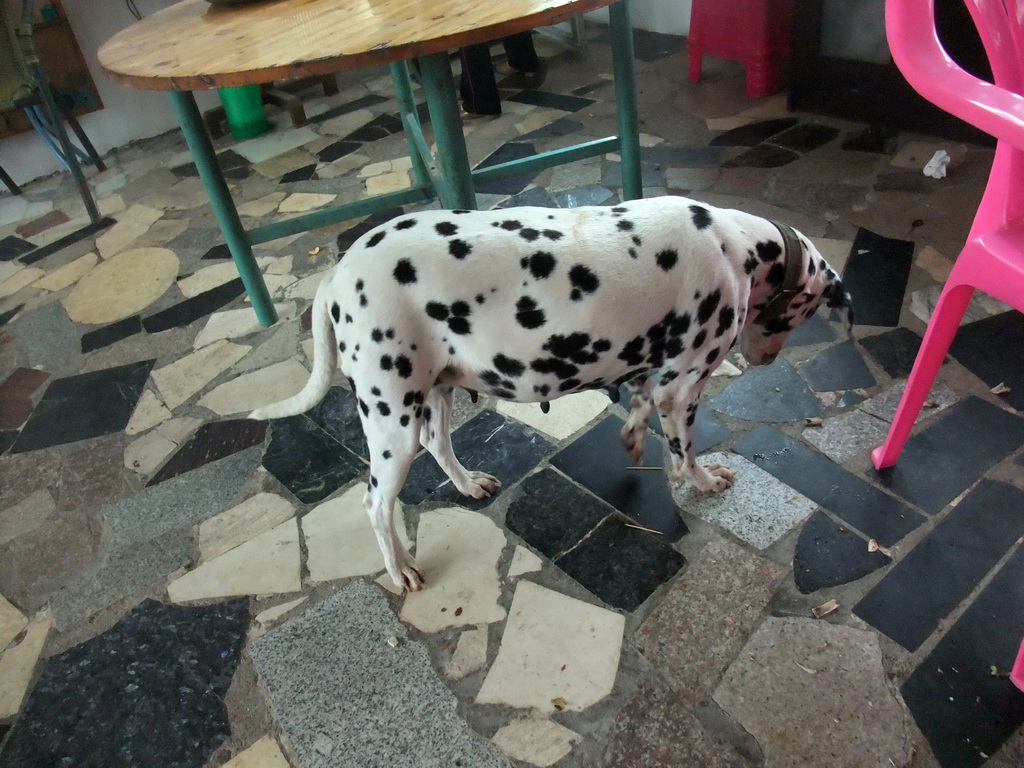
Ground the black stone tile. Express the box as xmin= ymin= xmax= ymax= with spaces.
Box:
xmin=768 ymin=123 xmax=841 ymax=153
xmin=342 ymin=113 xmax=403 ymax=142
xmin=506 ymin=90 xmax=596 ymax=113
xmin=0 ymin=430 xmax=16 ymax=454
xmin=0 ymin=235 xmax=36 ymax=261
xmin=172 ymin=149 xmax=250 ymax=179
xmin=505 ymin=467 xmax=612 ymax=558
xmin=0 ymin=303 xmax=23 ymax=327
xmin=147 ymin=419 xmax=269 ymax=486
xmin=336 ymin=207 xmax=405 ymax=256
xmin=601 ymin=162 xmax=665 ymax=189
xmin=841 ymin=228 xmax=914 ymax=327
xmin=516 ymin=117 xmax=585 ymax=142
xmin=141 ymin=277 xmax=245 ymax=333
xmin=733 ymin=425 xmax=925 ymax=546
xmin=550 ymin=415 xmax=688 ymax=542
xmin=625 ymin=394 xmax=732 ymax=454
xmin=841 ymin=124 xmax=900 ymax=153
xmin=317 ymin=140 xmax=361 ymax=163
xmin=571 ymin=80 xmax=611 ymax=97
xmin=497 ymin=186 xmax=557 ymax=208
xmin=201 ymin=243 xmax=231 ymax=260
xmin=18 ymin=217 xmax=116 ymax=265
xmin=708 ymin=358 xmax=824 ymax=422
xmin=868 ymin=396 xmax=1024 ymax=513
xmin=710 ymin=118 xmax=799 ymax=147
xmin=640 ymin=145 xmax=724 ymax=168
xmin=279 ymin=162 xmax=318 ymax=183
xmin=555 ymin=515 xmax=686 ymax=611
xmin=308 ymin=92 xmax=389 ymax=123
xmin=797 ymin=341 xmax=877 ymax=391
xmin=630 ymin=29 xmax=684 ymax=62
xmin=400 ymin=409 xmax=555 ymax=507
xmin=837 ymin=390 xmax=867 ymax=408
xmin=306 ymin=386 xmax=368 ymax=460
xmin=855 ymin=480 xmax=1024 ymax=652
xmin=784 ymin=312 xmax=835 ymax=347
xmin=859 ymin=327 xmax=925 ymax=377
xmin=721 ymin=144 xmax=801 ymax=169
xmin=0 ymin=598 xmax=248 ymax=768
xmin=80 ymin=315 xmax=143 ymax=353
xmin=554 ymin=184 xmax=615 ymax=208
xmin=900 ymin=544 xmax=1024 ymax=768
xmin=474 ymin=142 xmax=538 ymax=196
xmin=11 ymin=359 xmax=155 ymax=453
xmin=262 ymin=415 xmax=365 ymax=503
xmin=950 ymin=310 xmax=1024 ymax=411
xmin=794 ymin=510 xmax=891 ymax=593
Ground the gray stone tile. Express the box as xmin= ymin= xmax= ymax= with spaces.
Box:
xmin=708 ymin=358 xmax=824 ymax=423
xmin=801 ymin=410 xmax=890 ymax=464
xmin=674 ymin=452 xmax=817 ymax=549
xmin=714 ymin=617 xmax=915 ymax=768
xmin=6 ymin=300 xmax=84 ymax=377
xmin=635 ymin=536 xmax=786 ymax=707
xmin=249 ymin=581 xmax=509 ymax=768
xmin=860 ymin=378 xmax=959 ymax=424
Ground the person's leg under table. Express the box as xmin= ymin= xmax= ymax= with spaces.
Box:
xmin=608 ymin=0 xmax=642 ymax=201
xmin=167 ymin=90 xmax=278 ymax=326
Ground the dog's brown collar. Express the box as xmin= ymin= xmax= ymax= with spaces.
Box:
xmin=754 ymin=220 xmax=804 ymax=325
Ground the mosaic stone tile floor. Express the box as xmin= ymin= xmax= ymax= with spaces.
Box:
xmin=1 ymin=25 xmax=1024 ymax=768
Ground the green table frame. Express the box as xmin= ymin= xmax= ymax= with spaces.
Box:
xmin=168 ymin=0 xmax=641 ymax=327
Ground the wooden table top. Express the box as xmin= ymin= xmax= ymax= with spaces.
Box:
xmin=99 ymin=0 xmax=614 ymax=91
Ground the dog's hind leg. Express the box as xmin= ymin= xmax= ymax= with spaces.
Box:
xmin=420 ymin=387 xmax=501 ymax=499
xmin=654 ymin=380 xmax=735 ymax=493
xmin=620 ymin=375 xmax=654 ymax=463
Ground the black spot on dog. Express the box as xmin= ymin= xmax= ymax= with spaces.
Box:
xmin=393 ymin=258 xmax=417 ymax=284
xmin=670 ymin=312 xmax=691 ymax=336
xmin=426 ymin=302 xmax=449 ymax=321
xmin=494 ymin=354 xmax=525 ymax=377
xmin=697 ymin=289 xmax=722 ymax=326
xmin=765 ymin=262 xmax=786 ymax=286
xmin=632 ymin=235 xmax=642 ymax=247
xmin=515 ymin=296 xmax=546 ymax=329
xmin=372 ymin=328 xmax=384 ymax=343
xmin=394 ymin=356 xmax=413 ymax=378
xmin=612 ymin=206 xmax=627 ymax=213
xmin=628 ymin=248 xmax=638 ymax=259
xmin=331 ymin=303 xmax=340 ymax=323
xmin=448 ymin=318 xmax=471 ymax=335
xmin=617 ymin=220 xmax=634 ymax=231
xmin=543 ymin=230 xmax=563 ymax=241
xmin=400 ymin=414 xmax=410 ymax=427
xmin=356 ymin=279 xmax=364 ymax=291
xmin=359 ymin=294 xmax=368 ymax=307
xmin=385 ymin=329 xmax=395 ymax=339
xmin=689 ymin=205 xmax=712 ymax=230
xmin=339 ymin=341 xmax=346 ymax=353
xmin=370 ymin=474 xmax=378 ymax=488
xmin=366 ymin=231 xmax=386 ymax=248
xmin=559 ymin=378 xmax=581 ymax=392
xmin=522 ymin=251 xmax=556 ymax=279
xmin=380 ymin=355 xmax=393 ymax=371
xmin=756 ymin=240 xmax=782 ymax=262
xmin=451 ymin=301 xmax=471 ymax=317
xmin=435 ymin=222 xmax=458 ymax=237
xmin=449 ymin=239 xmax=471 ymax=259
xmin=359 ymin=399 xmax=370 ymax=416
xmin=395 ymin=218 xmax=416 ymax=230
xmin=500 ymin=220 xmax=522 ymax=231
xmin=763 ymin=317 xmax=794 ymax=335
xmin=371 ymin=386 xmax=381 ymax=396
xmin=423 ymin=406 xmax=432 ymax=422
xmin=618 ymin=336 xmax=646 ymax=366
xmin=668 ymin=437 xmax=683 ymax=455
xmin=383 ymin=450 xmax=392 ymax=459
xmin=743 ymin=255 xmax=759 ymax=274
xmin=534 ymin=383 xmax=551 ymax=397
xmin=475 ymin=293 xmax=486 ymax=304
xmin=593 ymin=338 xmax=612 ymax=353
xmin=716 ymin=306 xmax=735 ymax=337
xmin=568 ymin=264 xmax=599 ymax=301
xmin=655 ymin=249 xmax=678 ymax=272
xmin=692 ymin=329 xmax=707 ymax=349
xmin=519 ymin=228 xmax=540 ymax=242
xmin=377 ymin=402 xmax=391 ymax=416
xmin=531 ymin=357 xmax=579 ymax=380
xmin=705 ymin=347 xmax=720 ymax=365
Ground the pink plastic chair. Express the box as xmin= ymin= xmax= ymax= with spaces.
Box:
xmin=873 ymin=0 xmax=1024 ymax=693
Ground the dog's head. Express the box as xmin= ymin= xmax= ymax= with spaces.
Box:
xmin=739 ymin=226 xmax=853 ymax=366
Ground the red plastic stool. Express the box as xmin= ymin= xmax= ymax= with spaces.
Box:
xmin=687 ymin=0 xmax=794 ymax=98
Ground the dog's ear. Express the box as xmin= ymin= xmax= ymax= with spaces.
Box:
xmin=824 ymin=279 xmax=855 ymax=333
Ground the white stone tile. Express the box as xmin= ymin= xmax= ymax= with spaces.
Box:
xmin=199 ymin=492 xmax=296 ymax=562
xmin=514 ymin=108 xmax=564 ymax=135
xmin=125 ymin=389 xmax=173 ymax=435
xmin=318 ymin=109 xmax=374 ymax=137
xmin=199 ymin=358 xmax=309 ymax=416
xmin=124 ymin=431 xmax=178 ymax=475
xmin=278 ymin=192 xmax=336 ymax=214
xmin=168 ymin=519 xmax=301 ymax=602
xmin=138 ymin=218 xmax=189 ymax=247
xmin=446 ymin=625 xmax=488 ymax=680
xmin=400 ymin=508 xmax=507 ymax=632
xmin=233 ymin=126 xmax=321 ymax=164
xmin=0 ymin=261 xmax=26 ymax=285
xmin=261 ymin=273 xmax=298 ymax=298
xmin=0 ymin=615 xmax=51 ymax=719
xmin=63 ymin=247 xmax=179 ymax=324
xmin=194 ymin=302 xmax=297 ymax=349
xmin=492 ymin=718 xmax=581 ymax=767
xmin=95 ymin=204 xmax=164 ymax=258
xmin=237 ymin=192 xmax=287 ymax=218
xmin=142 ymin=177 xmax=212 ymax=212
xmin=254 ymin=597 xmax=307 ymax=630
xmin=476 ymin=581 xmax=623 ymax=713
xmin=808 ymin=237 xmax=852 ymax=275
xmin=0 ymin=594 xmax=27 ymax=652
xmin=0 ymin=488 xmax=56 ymax=546
xmin=365 ymin=171 xmax=410 ymax=197
xmin=178 ymin=257 xmax=273 ymax=299
xmin=507 ymin=545 xmax=542 ymax=578
xmin=915 ymin=244 xmax=953 ymax=282
xmin=802 ymin=410 xmax=891 ymax=464
xmin=673 ymin=452 xmax=817 ymax=549
xmin=155 ymin=416 xmax=203 ymax=444
xmin=860 ymin=379 xmax=959 ymax=424
xmin=32 ymin=252 xmax=98 ymax=292
xmin=222 ymin=735 xmax=291 ymax=768
xmin=712 ymin=359 xmax=742 ymax=377
xmin=264 ymin=255 xmax=293 ymax=275
xmin=0 ymin=267 xmax=44 ymax=300
xmin=497 ymin=390 xmax=609 ymax=440
xmin=318 ymin=153 xmax=370 ymax=179
xmin=28 ymin=214 xmax=90 ymax=246
xmin=303 ymin=484 xmax=413 ymax=583
xmin=98 ymin=193 xmax=126 ymax=216
xmin=94 ymin=170 xmax=128 ymax=196
xmin=151 ymin=339 xmax=251 ymax=409
xmin=0 ymin=196 xmax=29 ymax=227
xmin=358 ymin=159 xmax=395 ymax=178
xmin=284 ymin=270 xmax=329 ymax=301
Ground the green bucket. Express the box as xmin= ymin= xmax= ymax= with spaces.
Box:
xmin=217 ymin=85 xmax=270 ymax=141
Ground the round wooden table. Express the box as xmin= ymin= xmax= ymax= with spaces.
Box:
xmin=98 ymin=0 xmax=643 ymax=325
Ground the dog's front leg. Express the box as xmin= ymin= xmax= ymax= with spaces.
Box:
xmin=619 ymin=376 xmax=653 ymax=463
xmin=420 ymin=387 xmax=501 ymax=499
xmin=656 ymin=385 xmax=734 ymax=493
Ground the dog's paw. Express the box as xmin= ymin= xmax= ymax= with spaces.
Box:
xmin=704 ymin=463 xmax=735 ymax=492
xmin=619 ymin=424 xmax=646 ymax=463
xmin=393 ymin=556 xmax=427 ymax=592
xmin=459 ymin=471 xmax=501 ymax=499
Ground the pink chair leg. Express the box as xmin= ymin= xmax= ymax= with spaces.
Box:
xmin=871 ymin=282 xmax=975 ymax=469
xmin=1012 ymin=637 xmax=1024 ymax=692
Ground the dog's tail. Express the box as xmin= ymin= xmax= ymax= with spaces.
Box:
xmin=250 ymin=279 xmax=337 ymax=420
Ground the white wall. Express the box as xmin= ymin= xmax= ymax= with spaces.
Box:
xmin=1 ymin=0 xmax=218 ymax=186
xmin=2 ymin=0 xmax=690 ymax=185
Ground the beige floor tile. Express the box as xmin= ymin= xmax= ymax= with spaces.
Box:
xmin=507 ymin=545 xmax=543 ymax=578
xmin=95 ymin=204 xmax=164 ymax=258
xmin=199 ymin=492 xmax=296 ymax=563
xmin=125 ymin=389 xmax=173 ymax=435
xmin=0 ymin=615 xmax=51 ymax=719
xmin=124 ymin=431 xmax=178 ymax=475
xmin=63 ymin=247 xmax=178 ymax=324
xmin=32 ymin=253 xmax=98 ymax=292
xmin=151 ymin=340 xmax=251 ymax=410
xmin=0 ymin=595 xmax=27 ymax=652
xmin=222 ymin=736 xmax=291 ymax=768
xmin=446 ymin=626 xmax=488 ymax=680
xmin=492 ymin=718 xmax=581 ymax=767
xmin=193 ymin=303 xmax=297 ymax=349
xmin=199 ymin=358 xmax=309 ymax=416
xmin=497 ymin=390 xmax=609 ymax=440
xmin=278 ymin=193 xmax=336 ymax=214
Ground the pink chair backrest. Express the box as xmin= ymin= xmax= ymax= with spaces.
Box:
xmin=886 ymin=0 xmax=1024 ymax=226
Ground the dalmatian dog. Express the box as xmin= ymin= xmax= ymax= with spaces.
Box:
xmin=250 ymin=196 xmax=852 ymax=591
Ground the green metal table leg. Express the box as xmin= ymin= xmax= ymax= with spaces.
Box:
xmin=609 ymin=0 xmax=643 ymax=201
xmin=391 ymin=61 xmax=432 ymax=188
xmin=168 ymin=90 xmax=277 ymax=326
xmin=416 ymin=52 xmax=477 ymax=210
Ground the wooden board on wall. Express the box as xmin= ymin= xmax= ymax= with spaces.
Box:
xmin=0 ymin=1 xmax=104 ymax=139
